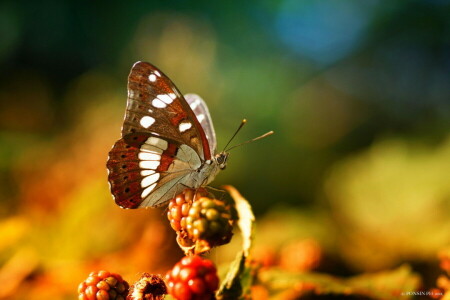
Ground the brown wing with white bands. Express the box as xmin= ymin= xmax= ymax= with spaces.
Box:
xmin=122 ymin=62 xmax=212 ymax=161
xmin=107 ymin=133 xmax=201 ymax=208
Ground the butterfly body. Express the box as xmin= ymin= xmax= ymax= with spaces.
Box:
xmin=107 ymin=62 xmax=225 ymax=209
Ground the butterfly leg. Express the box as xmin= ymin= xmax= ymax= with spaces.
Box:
xmin=168 ymin=182 xmax=190 ymax=202
xmin=205 ymin=186 xmax=227 ymax=200
xmin=205 ymin=185 xmax=226 ymax=193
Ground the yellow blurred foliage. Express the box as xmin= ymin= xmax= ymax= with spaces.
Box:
xmin=326 ymin=137 xmax=450 ymax=270
xmin=0 ymin=217 xmax=29 ymax=252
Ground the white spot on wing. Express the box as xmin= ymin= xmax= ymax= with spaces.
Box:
xmin=158 ymin=94 xmax=173 ymax=104
xmin=140 ymin=116 xmax=155 ymax=128
xmin=154 ymin=70 xmax=161 ymax=77
xmin=148 ymin=74 xmax=157 ymax=82
xmin=141 ymin=183 xmax=157 ymax=198
xmin=141 ymin=173 xmax=160 ymax=188
xmin=197 ymin=114 xmax=205 ymax=122
xmin=152 ymin=99 xmax=166 ymax=108
xmin=190 ymin=99 xmax=201 ymax=110
xmin=179 ymin=122 xmax=192 ymax=132
xmin=146 ymin=137 xmax=168 ymax=150
xmin=169 ymin=93 xmax=176 ymax=100
xmin=140 ymin=145 xmax=163 ymax=154
xmin=138 ymin=152 xmax=161 ymax=161
xmin=141 ymin=170 xmax=155 ymax=176
xmin=139 ymin=160 xmax=160 ymax=169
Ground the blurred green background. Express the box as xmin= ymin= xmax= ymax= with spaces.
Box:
xmin=0 ymin=1 xmax=449 ymax=299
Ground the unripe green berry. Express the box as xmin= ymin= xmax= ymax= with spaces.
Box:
xmin=185 ymin=197 xmax=234 ymax=248
xmin=205 ymin=208 xmax=219 ymax=221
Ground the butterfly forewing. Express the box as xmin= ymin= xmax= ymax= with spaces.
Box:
xmin=185 ymin=93 xmax=217 ymax=154
xmin=122 ymin=62 xmax=211 ymax=160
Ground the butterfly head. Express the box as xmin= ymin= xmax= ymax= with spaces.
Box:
xmin=215 ymin=152 xmax=229 ymax=170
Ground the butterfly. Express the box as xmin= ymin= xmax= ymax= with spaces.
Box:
xmin=107 ymin=62 xmax=272 ymax=209
xmin=106 ymin=62 xmax=227 ymax=208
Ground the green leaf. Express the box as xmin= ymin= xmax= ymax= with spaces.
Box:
xmin=216 ymin=186 xmax=256 ymax=299
xmin=259 ymin=264 xmax=421 ymax=300
xmin=223 ymin=185 xmax=255 ymax=256
xmin=346 ymin=265 xmax=421 ymax=299
xmin=216 ymin=252 xmax=246 ymax=300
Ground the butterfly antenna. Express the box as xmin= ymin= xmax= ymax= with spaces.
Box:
xmin=226 ymin=130 xmax=274 ymax=152
xmin=222 ymin=119 xmax=247 ymax=151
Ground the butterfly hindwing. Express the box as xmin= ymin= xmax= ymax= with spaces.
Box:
xmin=185 ymin=93 xmax=217 ymax=154
xmin=107 ymin=133 xmax=202 ymax=208
xmin=107 ymin=137 xmax=151 ymax=208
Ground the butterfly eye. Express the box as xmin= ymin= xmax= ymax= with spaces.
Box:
xmin=216 ymin=153 xmax=229 ymax=169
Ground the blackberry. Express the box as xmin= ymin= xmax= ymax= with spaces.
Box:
xmin=127 ymin=273 xmax=167 ymax=300
xmin=185 ymin=197 xmax=234 ymax=248
xmin=166 ymin=256 xmax=219 ymax=300
xmin=78 ymin=270 xmax=129 ymax=300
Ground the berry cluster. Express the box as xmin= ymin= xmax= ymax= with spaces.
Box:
xmin=166 ymin=255 xmax=219 ymax=300
xmin=167 ymin=188 xmax=235 ymax=252
xmin=78 ymin=271 xmax=129 ymax=300
xmin=79 ymin=190 xmax=236 ymax=299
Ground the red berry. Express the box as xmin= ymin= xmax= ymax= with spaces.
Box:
xmin=85 ymin=286 xmax=98 ymax=299
xmin=97 ymin=280 xmax=110 ymax=291
xmin=86 ymin=275 xmax=100 ymax=285
xmin=96 ymin=289 xmax=109 ymax=300
xmin=98 ymin=271 xmax=111 ymax=278
xmin=204 ymin=273 xmax=219 ymax=292
xmin=167 ymin=188 xmax=209 ymax=241
xmin=188 ymin=278 xmax=206 ymax=294
xmin=79 ymin=293 xmax=89 ymax=300
xmin=166 ymin=256 xmax=219 ymax=300
xmin=181 ymin=256 xmax=197 ymax=266
xmin=174 ymin=282 xmax=192 ymax=299
xmin=201 ymin=259 xmax=215 ymax=270
xmin=179 ymin=267 xmax=197 ymax=281
xmin=78 ymin=282 xmax=87 ymax=293
xmin=167 ymin=280 xmax=175 ymax=290
xmin=172 ymin=264 xmax=181 ymax=279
